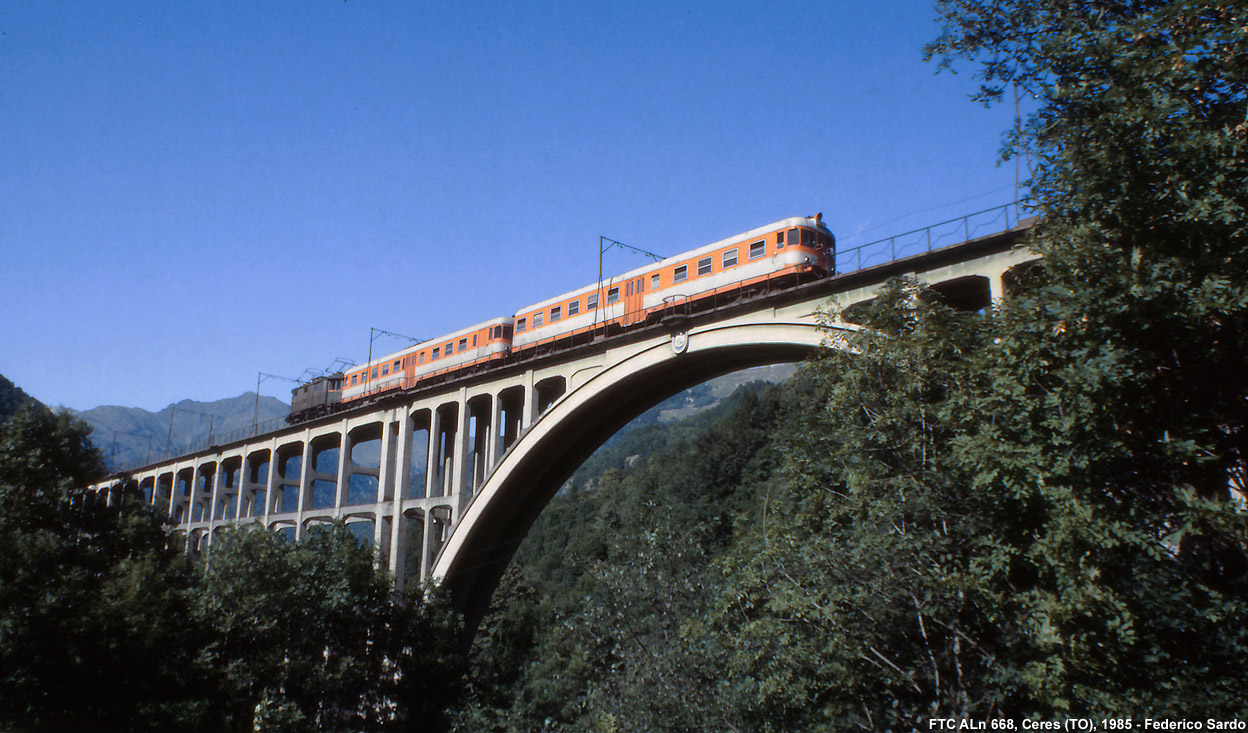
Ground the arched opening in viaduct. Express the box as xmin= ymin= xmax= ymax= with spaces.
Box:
xmin=433 ymin=319 xmax=861 ymax=635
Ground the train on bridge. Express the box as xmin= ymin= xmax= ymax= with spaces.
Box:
xmin=289 ymin=215 xmax=835 ymax=423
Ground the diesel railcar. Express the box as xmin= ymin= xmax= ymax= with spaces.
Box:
xmin=510 ymin=215 xmax=833 ymax=354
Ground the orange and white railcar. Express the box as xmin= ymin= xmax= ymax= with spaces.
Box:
xmin=321 ymin=216 xmax=831 ymax=414
xmin=510 ymin=215 xmax=833 ymax=351
xmin=341 ymin=317 xmax=514 ymax=402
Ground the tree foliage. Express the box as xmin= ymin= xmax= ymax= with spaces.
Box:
xmin=0 ymin=403 xmax=464 ymax=732
xmin=194 ymin=522 xmax=465 ymax=732
xmin=926 ymin=0 xmax=1248 ymax=714
xmin=0 ymin=405 xmax=211 ymax=731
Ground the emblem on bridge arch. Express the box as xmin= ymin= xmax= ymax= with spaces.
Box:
xmin=671 ymin=329 xmax=689 ymax=355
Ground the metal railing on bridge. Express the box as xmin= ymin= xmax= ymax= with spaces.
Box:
xmin=834 ymin=203 xmax=1028 ymax=274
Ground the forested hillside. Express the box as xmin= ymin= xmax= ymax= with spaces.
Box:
xmin=454 ymin=375 xmax=814 ymax=729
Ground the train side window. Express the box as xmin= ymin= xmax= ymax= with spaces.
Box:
xmin=517 ymin=318 xmax=527 ymax=332
xmin=459 ymin=338 xmax=467 ymax=351
xmin=607 ymin=287 xmax=619 ymax=304
xmin=382 ymin=364 xmax=389 ymax=376
xmin=587 ymin=293 xmax=599 ymax=310
xmin=550 ymin=306 xmax=561 ymax=322
xmin=393 ymin=360 xmax=400 ymax=370
xmin=371 ymin=367 xmax=378 ymax=379
xmin=432 ymin=347 xmax=440 ymax=359
xmin=789 ymin=228 xmax=800 ymax=246
xmin=697 ymin=257 xmax=712 ymax=276
xmin=723 ymin=248 xmax=738 ymax=268
xmin=419 ymin=352 xmax=425 ymax=364
xmin=650 ymin=273 xmax=661 ymax=289
xmin=777 ymin=230 xmax=785 ymax=246
xmin=568 ymin=300 xmax=580 ymax=316
xmin=673 ymin=265 xmax=688 ymax=283
xmin=749 ymin=240 xmax=766 ymax=259
xmin=351 ymin=375 xmax=358 ymax=386
xmin=473 ymin=334 xmax=478 ymax=346
xmin=445 ymin=342 xmax=453 ymax=354
xmin=533 ymin=312 xmax=544 ymax=328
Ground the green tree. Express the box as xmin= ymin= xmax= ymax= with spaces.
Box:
xmin=0 ymin=405 xmax=213 ymax=731
xmin=196 ymin=522 xmax=463 ymax=732
xmin=453 ymin=381 xmax=809 ymax=731
xmin=706 ymin=285 xmax=1027 ymax=730
xmin=927 ymin=0 xmax=1248 ymax=714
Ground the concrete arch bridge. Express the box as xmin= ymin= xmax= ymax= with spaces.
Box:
xmin=90 ymin=219 xmax=1035 ymax=631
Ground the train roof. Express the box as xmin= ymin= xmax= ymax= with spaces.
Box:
xmin=514 ymin=216 xmax=831 ymax=314
xmin=345 ymin=216 xmax=831 ymax=374
xmin=349 ymin=315 xmax=514 ymax=372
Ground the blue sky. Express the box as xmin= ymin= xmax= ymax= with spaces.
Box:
xmin=1 ymin=1 xmax=1024 ymax=414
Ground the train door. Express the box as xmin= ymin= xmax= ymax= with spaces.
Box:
xmin=623 ymin=275 xmax=646 ymax=326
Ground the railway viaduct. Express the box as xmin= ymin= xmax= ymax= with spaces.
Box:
xmin=90 ymin=210 xmax=1037 ymax=630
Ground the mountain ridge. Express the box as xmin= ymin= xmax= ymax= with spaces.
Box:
xmin=72 ymin=392 xmax=290 ymax=472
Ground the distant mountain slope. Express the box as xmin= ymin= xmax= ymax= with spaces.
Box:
xmin=75 ymin=393 xmax=290 ymax=472
xmin=0 ymin=374 xmax=41 ymax=424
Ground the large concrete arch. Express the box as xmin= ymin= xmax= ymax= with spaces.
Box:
xmin=432 ymin=316 xmax=862 ymax=632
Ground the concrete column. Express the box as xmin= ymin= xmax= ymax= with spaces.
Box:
xmin=411 ymin=508 xmax=428 ymax=582
xmin=366 ymin=419 xmax=397 ymax=562
xmin=295 ymin=436 xmax=311 ymax=540
xmin=388 ymin=412 xmax=414 ymax=577
xmin=422 ymin=508 xmax=435 ymax=580
xmin=522 ymin=372 xmax=538 ymax=429
xmin=988 ymin=269 xmax=1005 ymax=305
xmin=165 ymin=470 xmax=177 ymax=521
xmin=375 ymin=512 xmax=391 ymax=571
xmin=424 ymin=506 xmax=450 ymax=580
xmin=232 ymin=461 xmax=246 ymax=521
xmin=425 ymin=407 xmax=442 ymax=498
xmin=263 ymin=441 xmax=278 ymax=526
xmin=489 ymin=391 xmax=504 ymax=472
xmin=335 ymin=427 xmax=351 ymax=510
xmin=395 ymin=412 xmax=414 ymax=501
xmin=260 ymin=444 xmax=275 ymax=524
xmin=378 ymin=418 xmax=397 ymax=503
xmin=451 ymin=394 xmax=470 ymax=508
xmin=207 ymin=460 xmax=224 ymax=535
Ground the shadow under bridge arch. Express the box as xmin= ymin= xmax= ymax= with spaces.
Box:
xmin=432 ymin=317 xmax=861 ymax=634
